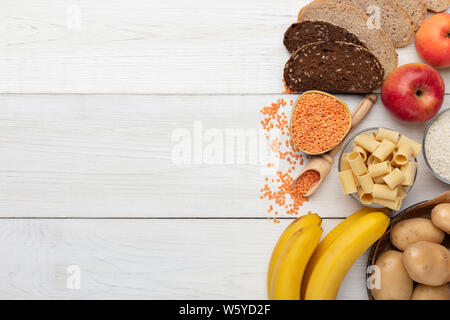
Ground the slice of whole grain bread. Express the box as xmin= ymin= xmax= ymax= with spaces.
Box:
xmin=284 ymin=21 xmax=367 ymax=53
xmin=298 ymin=0 xmax=398 ymax=78
xmin=284 ymin=41 xmax=384 ymax=93
xmin=394 ymin=0 xmax=427 ymax=30
xmin=424 ymin=0 xmax=449 ymax=12
xmin=331 ymin=0 xmax=414 ymax=47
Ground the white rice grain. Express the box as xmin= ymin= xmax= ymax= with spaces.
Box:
xmin=425 ymin=110 xmax=450 ymax=181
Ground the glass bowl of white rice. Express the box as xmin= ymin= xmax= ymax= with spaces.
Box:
xmin=423 ymin=108 xmax=450 ymax=185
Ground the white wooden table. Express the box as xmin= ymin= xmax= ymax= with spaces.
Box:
xmin=0 ymin=0 xmax=448 ymax=299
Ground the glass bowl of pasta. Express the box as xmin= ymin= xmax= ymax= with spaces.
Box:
xmin=338 ymin=127 xmax=419 ymax=210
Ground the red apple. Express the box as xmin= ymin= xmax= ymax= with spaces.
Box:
xmin=381 ymin=63 xmax=444 ymax=122
xmin=415 ymin=13 xmax=450 ymax=68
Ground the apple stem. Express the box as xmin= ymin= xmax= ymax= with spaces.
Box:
xmin=416 ymin=89 xmax=423 ymax=97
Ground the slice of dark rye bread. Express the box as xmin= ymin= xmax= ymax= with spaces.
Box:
xmin=283 ymin=21 xmax=367 ymax=53
xmin=284 ymin=41 xmax=384 ymax=93
xmin=298 ymin=0 xmax=398 ymax=79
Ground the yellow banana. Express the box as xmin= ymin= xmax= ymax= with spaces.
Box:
xmin=301 ymin=207 xmax=390 ymax=298
xmin=304 ymin=211 xmax=389 ymax=300
xmin=267 ymin=214 xmax=321 ymax=295
xmin=269 ymin=225 xmax=322 ymax=300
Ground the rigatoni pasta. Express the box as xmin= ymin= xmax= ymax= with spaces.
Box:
xmin=340 ymin=153 xmax=351 ymax=171
xmin=398 ymin=187 xmax=406 ymax=199
xmin=400 ymin=161 xmax=418 ymax=186
xmin=394 ymin=142 xmax=413 ymax=165
xmin=368 ymin=161 xmax=390 ymax=178
xmin=373 ymin=197 xmax=401 ymax=211
xmin=373 ymin=174 xmax=388 ymax=184
xmin=373 ymin=184 xmax=398 ymax=201
xmin=376 ymin=128 xmax=399 ymax=143
xmin=383 ymin=168 xmax=405 ymax=189
xmin=353 ymin=145 xmax=368 ymax=162
xmin=367 ymin=154 xmax=381 ymax=166
xmin=338 ymin=128 xmax=421 ymax=210
xmin=357 ymin=187 xmax=373 ymax=204
xmin=397 ymin=135 xmax=421 ymax=157
xmin=347 ymin=151 xmax=368 ymax=176
xmin=372 ymin=139 xmax=396 ymax=161
xmin=357 ymin=173 xmax=374 ymax=193
xmin=354 ymin=133 xmax=380 ymax=153
xmin=354 ymin=175 xmax=360 ymax=187
xmin=338 ymin=169 xmax=357 ymax=194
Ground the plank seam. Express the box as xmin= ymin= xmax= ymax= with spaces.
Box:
xmin=0 ymin=216 xmax=346 ymax=220
xmin=1 ymin=93 xmax=449 ymax=96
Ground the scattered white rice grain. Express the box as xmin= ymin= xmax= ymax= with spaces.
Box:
xmin=425 ymin=110 xmax=450 ymax=181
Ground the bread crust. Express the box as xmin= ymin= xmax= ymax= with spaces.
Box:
xmin=395 ymin=0 xmax=427 ymax=30
xmin=425 ymin=0 xmax=449 ymax=12
xmin=321 ymin=0 xmax=414 ymax=47
xmin=388 ymin=0 xmax=415 ymax=47
xmin=284 ymin=41 xmax=384 ymax=93
xmin=283 ymin=21 xmax=367 ymax=53
xmin=297 ymin=0 xmax=398 ymax=79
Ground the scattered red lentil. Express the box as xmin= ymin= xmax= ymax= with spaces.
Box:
xmin=260 ymin=97 xmax=319 ymax=222
xmin=282 ymin=78 xmax=295 ymax=94
xmin=291 ymin=92 xmax=350 ymax=154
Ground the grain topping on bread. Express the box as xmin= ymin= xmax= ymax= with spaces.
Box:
xmin=284 ymin=21 xmax=366 ymax=53
xmin=298 ymin=0 xmax=398 ymax=78
xmin=284 ymin=41 xmax=384 ymax=93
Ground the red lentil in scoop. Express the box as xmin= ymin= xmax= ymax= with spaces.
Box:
xmin=291 ymin=92 xmax=350 ymax=154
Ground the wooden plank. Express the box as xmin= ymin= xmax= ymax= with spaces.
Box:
xmin=1 ymin=94 xmax=448 ymax=218
xmin=0 ymin=1 xmax=448 ymax=94
xmin=0 ymin=218 xmax=370 ymax=299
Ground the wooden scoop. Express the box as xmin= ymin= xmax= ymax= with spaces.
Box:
xmin=292 ymin=94 xmax=377 ymax=197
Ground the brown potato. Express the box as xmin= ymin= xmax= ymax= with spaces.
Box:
xmin=411 ymin=284 xmax=450 ymax=300
xmin=402 ymin=241 xmax=450 ymax=286
xmin=371 ymin=250 xmax=413 ymax=300
xmin=390 ymin=218 xmax=445 ymax=251
xmin=431 ymin=203 xmax=450 ymax=234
